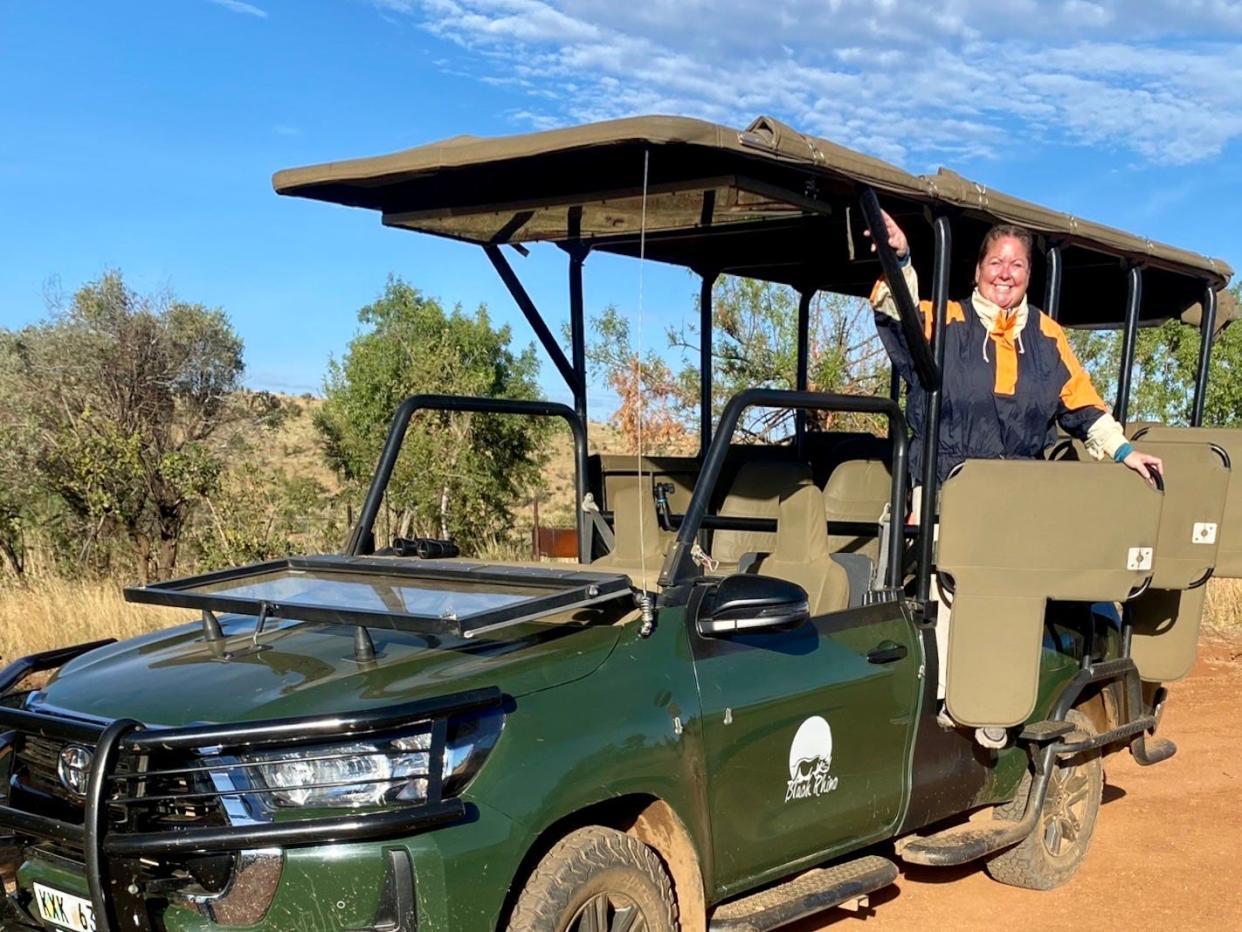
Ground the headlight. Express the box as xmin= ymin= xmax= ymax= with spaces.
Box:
xmin=443 ymin=709 xmax=504 ymax=797
xmin=246 ymin=730 xmax=432 ymax=810
xmin=242 ymin=710 xmax=504 ymax=810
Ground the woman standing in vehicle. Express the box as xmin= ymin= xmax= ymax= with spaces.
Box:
xmin=868 ymin=211 xmax=1163 ymax=485
xmin=868 ymin=212 xmax=1162 ymax=746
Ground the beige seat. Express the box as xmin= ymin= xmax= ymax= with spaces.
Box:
xmin=711 ymin=461 xmax=812 ymax=566
xmin=755 ymin=485 xmax=849 ymax=616
xmin=592 ymin=479 xmax=671 ymax=580
xmin=823 ymin=459 xmax=891 ymax=558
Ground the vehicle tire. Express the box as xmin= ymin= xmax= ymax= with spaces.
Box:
xmin=984 ymin=708 xmax=1104 ymax=890
xmin=506 ymin=825 xmax=678 ymax=932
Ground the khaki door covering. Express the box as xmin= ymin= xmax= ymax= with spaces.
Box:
xmin=937 ymin=461 xmax=1162 ymax=727
xmin=1127 ymin=430 xmax=1235 ymax=682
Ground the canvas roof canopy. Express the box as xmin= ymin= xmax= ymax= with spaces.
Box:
xmin=274 ymin=115 xmax=1233 ymax=330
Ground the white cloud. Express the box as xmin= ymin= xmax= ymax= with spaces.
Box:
xmin=207 ymin=0 xmax=268 ymax=18
xmin=371 ymin=0 xmax=1242 ymax=167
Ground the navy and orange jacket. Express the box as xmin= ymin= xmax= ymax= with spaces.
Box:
xmin=872 ymin=263 xmax=1129 ymax=483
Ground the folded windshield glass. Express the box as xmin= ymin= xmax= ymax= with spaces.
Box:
xmin=126 ymin=556 xmax=632 ymax=639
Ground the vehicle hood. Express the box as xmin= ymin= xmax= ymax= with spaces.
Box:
xmin=34 ymin=617 xmax=623 ymax=727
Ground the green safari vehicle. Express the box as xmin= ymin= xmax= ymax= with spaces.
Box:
xmin=0 ymin=115 xmax=1236 ymax=932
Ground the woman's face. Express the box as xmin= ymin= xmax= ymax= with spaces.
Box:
xmin=976 ymin=236 xmax=1030 ymax=310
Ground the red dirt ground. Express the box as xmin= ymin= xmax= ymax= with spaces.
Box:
xmin=800 ymin=631 xmax=1242 ymax=932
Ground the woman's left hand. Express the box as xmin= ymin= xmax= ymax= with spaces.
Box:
xmin=1123 ymin=450 xmax=1164 ymax=486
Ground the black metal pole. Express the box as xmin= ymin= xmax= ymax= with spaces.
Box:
xmin=699 ymin=271 xmax=718 ymax=457
xmin=348 ymin=395 xmax=591 ymax=564
xmin=916 ymin=214 xmax=951 ymax=610
xmin=568 ymin=243 xmax=589 ymax=431
xmin=1191 ymin=283 xmax=1218 ymax=427
xmin=889 ymin=366 xmax=901 ymax=403
xmin=1044 ymin=243 xmax=1062 ymax=321
xmin=483 ymin=244 xmax=578 ymax=393
xmin=1114 ymin=265 xmax=1143 ymax=427
xmin=796 ymin=289 xmax=812 ymax=453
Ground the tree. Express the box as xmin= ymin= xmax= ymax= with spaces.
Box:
xmin=584 ymin=275 xmax=887 ymax=451
xmin=1068 ymin=283 xmax=1242 ymax=427
xmin=0 ymin=272 xmax=245 ymax=581
xmin=314 ymin=278 xmax=548 ymax=550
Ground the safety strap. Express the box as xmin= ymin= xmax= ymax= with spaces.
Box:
xmin=873 ymin=502 xmax=892 ymax=590
xmin=581 ymin=493 xmax=616 ymax=551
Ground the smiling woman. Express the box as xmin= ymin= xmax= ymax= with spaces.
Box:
xmin=869 ymin=209 xmax=1162 ymax=487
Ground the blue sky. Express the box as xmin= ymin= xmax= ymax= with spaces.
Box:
xmin=2 ymin=0 xmax=1240 ymax=410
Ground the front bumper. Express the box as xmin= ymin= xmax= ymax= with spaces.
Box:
xmin=8 ymin=795 xmax=525 ymax=932
xmin=0 ymin=642 xmax=505 ymax=931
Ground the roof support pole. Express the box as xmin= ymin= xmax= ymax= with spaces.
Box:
xmin=1191 ymin=283 xmax=1218 ymax=427
xmin=699 ymin=271 xmax=718 ymax=458
xmin=566 ymin=242 xmax=589 ymax=432
xmin=483 ymin=244 xmax=579 ymax=394
xmin=796 ymin=291 xmax=812 ymax=392
xmin=796 ymin=289 xmax=813 ymax=454
xmin=1044 ymin=242 xmax=1063 ymax=321
xmin=916 ymin=214 xmax=952 ymax=612
xmin=1113 ymin=265 xmax=1143 ymax=427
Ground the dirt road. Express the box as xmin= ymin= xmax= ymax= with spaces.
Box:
xmin=798 ymin=632 xmax=1242 ymax=932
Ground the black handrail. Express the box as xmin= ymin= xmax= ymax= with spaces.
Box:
xmin=347 ymin=394 xmax=590 ymax=563
xmin=858 ymin=188 xmax=940 ymax=392
xmin=1114 ymin=265 xmax=1143 ymax=426
xmin=1191 ymin=282 xmax=1218 ymax=427
xmin=916 ymin=215 xmax=952 ymax=609
xmin=1044 ymin=242 xmax=1063 ymax=321
xmin=658 ymin=389 xmax=909 ymax=587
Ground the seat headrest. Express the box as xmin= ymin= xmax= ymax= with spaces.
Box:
xmin=823 ymin=459 xmax=891 ymax=519
xmin=723 ymin=461 xmax=813 ymax=509
xmin=772 ymin=484 xmax=831 ymax=563
xmin=608 ymin=480 xmax=665 ymax=563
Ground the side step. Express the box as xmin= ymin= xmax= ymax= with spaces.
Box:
xmin=895 ymin=817 xmax=1031 ymax=867
xmin=708 ymin=855 xmax=897 ymax=932
xmin=899 ymin=713 xmax=1175 ymax=868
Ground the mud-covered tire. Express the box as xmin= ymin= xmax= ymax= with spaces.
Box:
xmin=985 ymin=708 xmax=1104 ymax=890
xmin=506 ymin=826 xmax=678 ymax=931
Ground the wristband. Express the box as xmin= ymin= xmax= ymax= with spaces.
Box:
xmin=1113 ymin=442 xmax=1134 ymax=463
xmin=896 ymin=251 xmax=911 ymax=268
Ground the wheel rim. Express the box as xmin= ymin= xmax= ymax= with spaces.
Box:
xmin=1041 ymin=761 xmax=1092 ymax=859
xmin=568 ymin=892 xmax=647 ymax=932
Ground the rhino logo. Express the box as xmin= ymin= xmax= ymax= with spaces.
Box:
xmin=785 ymin=715 xmax=839 ymax=803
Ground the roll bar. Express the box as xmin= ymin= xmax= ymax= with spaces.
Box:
xmin=348 ymin=394 xmax=590 ymax=563
xmin=657 ymin=388 xmax=910 ymax=587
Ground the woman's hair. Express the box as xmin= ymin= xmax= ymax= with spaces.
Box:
xmin=977 ymin=224 xmax=1034 ymax=265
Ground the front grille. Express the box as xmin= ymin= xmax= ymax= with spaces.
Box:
xmin=15 ymin=736 xmax=83 ymax=806
xmin=7 ymin=735 xmax=90 ymax=837
xmin=6 ymin=734 xmax=230 ymax=848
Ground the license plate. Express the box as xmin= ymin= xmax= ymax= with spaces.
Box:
xmin=32 ymin=883 xmax=95 ymax=932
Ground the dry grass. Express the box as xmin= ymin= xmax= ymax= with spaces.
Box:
xmin=0 ymin=579 xmax=183 ymax=663
xmin=1205 ymin=578 xmax=1242 ymax=630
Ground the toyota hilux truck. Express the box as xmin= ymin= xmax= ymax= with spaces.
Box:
xmin=1 ymin=114 xmax=1235 ymax=932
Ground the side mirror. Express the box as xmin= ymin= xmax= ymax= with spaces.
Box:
xmin=697 ymin=574 xmax=810 ymax=637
